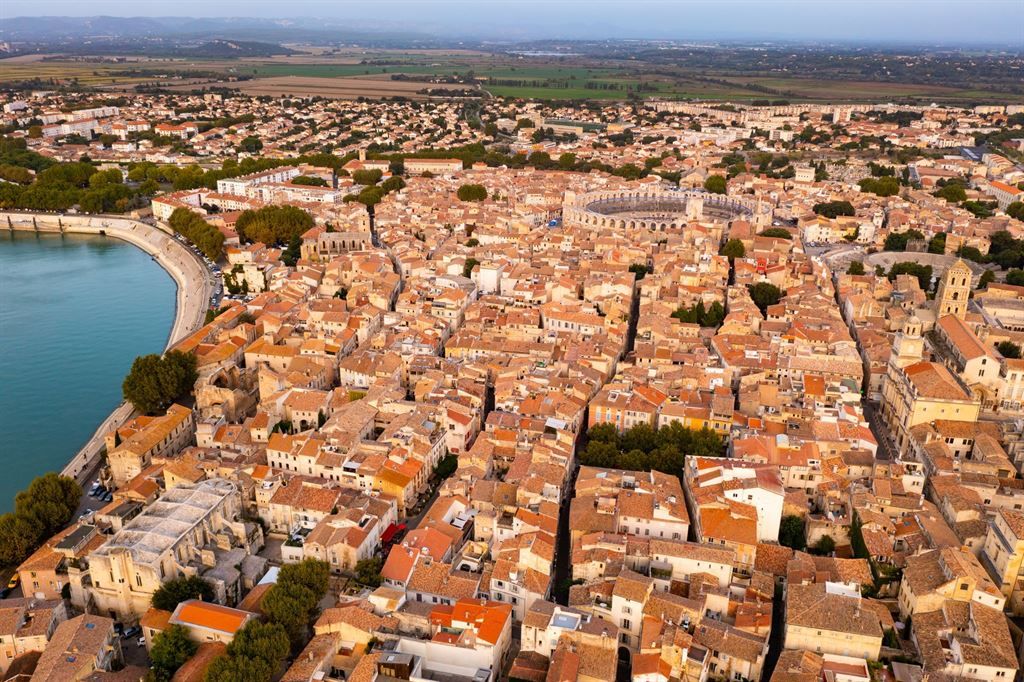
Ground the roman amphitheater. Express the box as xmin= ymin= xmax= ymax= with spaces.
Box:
xmin=562 ymin=188 xmax=769 ymax=231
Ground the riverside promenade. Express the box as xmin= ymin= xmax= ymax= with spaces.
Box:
xmin=1 ymin=211 xmax=214 ymax=485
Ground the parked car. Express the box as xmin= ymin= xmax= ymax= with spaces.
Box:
xmin=7 ymin=575 xmax=19 ymax=591
xmin=122 ymin=626 xmax=140 ymax=639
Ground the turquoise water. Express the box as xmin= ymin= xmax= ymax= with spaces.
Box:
xmin=0 ymin=230 xmax=175 ymax=511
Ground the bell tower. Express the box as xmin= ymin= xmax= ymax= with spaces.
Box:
xmin=935 ymin=260 xmax=971 ymax=319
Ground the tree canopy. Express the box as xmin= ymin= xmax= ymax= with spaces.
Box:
xmin=122 ymin=350 xmax=198 ymax=415
xmin=168 ymin=207 xmax=225 ymax=261
xmin=997 ymin=341 xmax=1022 ymax=359
xmin=779 ymin=515 xmax=806 ymax=551
xmin=579 ymin=421 xmax=723 ymax=478
xmin=858 ymin=176 xmax=900 ymax=197
xmin=888 ymin=262 xmax=933 ymax=291
xmin=759 ymin=228 xmax=792 ymax=240
xmin=703 ymin=175 xmax=727 ymax=194
xmin=457 ymin=183 xmax=488 ymax=202
xmin=747 ymin=282 xmax=783 ymax=316
xmin=235 ymin=205 xmax=314 ymax=246
xmin=0 ymin=473 xmax=81 ymax=567
xmin=720 ymin=239 xmax=745 ymax=260
xmin=152 ymin=575 xmax=215 ymax=612
xmin=882 ymin=229 xmax=924 ymax=252
xmin=149 ymin=624 xmax=198 ymax=682
xmin=671 ymin=300 xmax=726 ymax=329
xmin=812 ymin=200 xmax=855 ymax=218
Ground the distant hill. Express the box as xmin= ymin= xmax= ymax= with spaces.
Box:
xmin=0 ymin=15 xmax=434 ymax=46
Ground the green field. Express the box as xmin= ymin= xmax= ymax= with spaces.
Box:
xmin=3 ymin=49 xmax=1022 ymax=104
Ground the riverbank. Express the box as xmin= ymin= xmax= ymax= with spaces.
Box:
xmin=0 ymin=212 xmax=213 ymax=485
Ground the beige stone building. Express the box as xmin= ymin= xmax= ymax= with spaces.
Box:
xmin=73 ymin=479 xmax=263 ymax=621
xmin=981 ymin=507 xmax=1024 ymax=614
xmin=784 ymin=582 xmax=884 ymax=660
xmin=105 ymin=404 xmax=194 ymax=488
xmin=935 ymin=259 xmax=971 ymax=320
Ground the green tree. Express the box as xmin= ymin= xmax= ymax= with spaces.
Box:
xmin=858 ymin=176 xmax=900 ymax=197
xmin=239 ymin=136 xmax=263 ymax=154
xmin=933 ymin=183 xmax=967 ymax=203
xmin=204 ymin=654 xmax=273 ymax=682
xmin=847 ymin=261 xmax=866 ymax=276
xmin=1006 ymin=270 xmax=1024 ymax=286
xmin=151 ymin=575 xmax=215 ymax=612
xmin=278 ymin=558 xmax=330 ymax=598
xmin=462 ymin=257 xmax=480 ymax=278
xmin=148 ymin=624 xmax=198 ymax=682
xmin=122 ymin=350 xmax=198 ymax=415
xmin=168 ymin=208 xmax=224 ymax=261
xmin=810 ymin=535 xmax=836 ymax=556
xmin=227 ymin=621 xmax=289 ymax=667
xmin=291 ymin=175 xmax=328 ymax=187
xmin=759 ymin=228 xmax=792 ymax=240
xmin=979 ymin=270 xmax=996 ymax=288
xmin=997 ymin=341 xmax=1022 ymax=359
xmin=262 ymin=581 xmax=317 ymax=648
xmin=720 ymin=239 xmax=745 ymax=260
xmin=1007 ymin=202 xmax=1024 ymax=221
xmin=352 ymin=169 xmax=383 ymax=185
xmin=281 ymin=234 xmax=302 ymax=267
xmin=14 ymin=473 xmax=81 ymax=536
xmin=0 ymin=513 xmax=42 ymax=566
xmin=882 ymin=229 xmax=925 ymax=252
xmin=457 ymin=183 xmax=487 ymax=202
xmin=703 ymin=175 xmax=727 ymax=194
xmin=778 ymin=515 xmax=806 ymax=551
xmin=888 ymin=262 xmax=933 ymax=291
xmin=235 ymin=205 xmax=313 ymax=246
xmin=812 ymin=200 xmax=855 ymax=218
xmin=747 ymin=282 xmax=783 ymax=316
xmin=927 ymin=233 xmax=947 ymax=254
xmin=629 ymin=263 xmax=650 ymax=280
xmin=355 ymin=557 xmax=383 ymax=588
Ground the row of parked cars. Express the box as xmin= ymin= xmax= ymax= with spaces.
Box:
xmin=90 ymin=480 xmax=113 ymax=503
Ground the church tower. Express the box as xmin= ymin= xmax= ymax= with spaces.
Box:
xmin=891 ymin=315 xmax=924 ymax=371
xmin=935 ymin=260 xmax=971 ymax=319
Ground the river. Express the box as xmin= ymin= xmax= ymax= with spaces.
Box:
xmin=0 ymin=230 xmax=175 ymax=511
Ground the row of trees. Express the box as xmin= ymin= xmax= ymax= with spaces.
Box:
xmin=671 ymin=300 xmax=726 ymax=328
xmin=0 ymin=152 xmax=147 ymax=214
xmin=122 ymin=350 xmax=198 ymax=415
xmin=0 ymin=473 xmax=81 ymax=567
xmin=168 ymin=207 xmax=225 ymax=260
xmin=206 ymin=559 xmax=330 ymax=681
xmin=580 ymin=422 xmax=724 ymax=477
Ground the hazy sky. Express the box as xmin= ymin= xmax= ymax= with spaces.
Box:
xmin=4 ymin=0 xmax=1023 ymax=46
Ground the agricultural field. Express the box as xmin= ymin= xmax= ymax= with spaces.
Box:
xmin=169 ymin=75 xmax=478 ymax=100
xmin=2 ymin=47 xmax=1022 ymax=104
